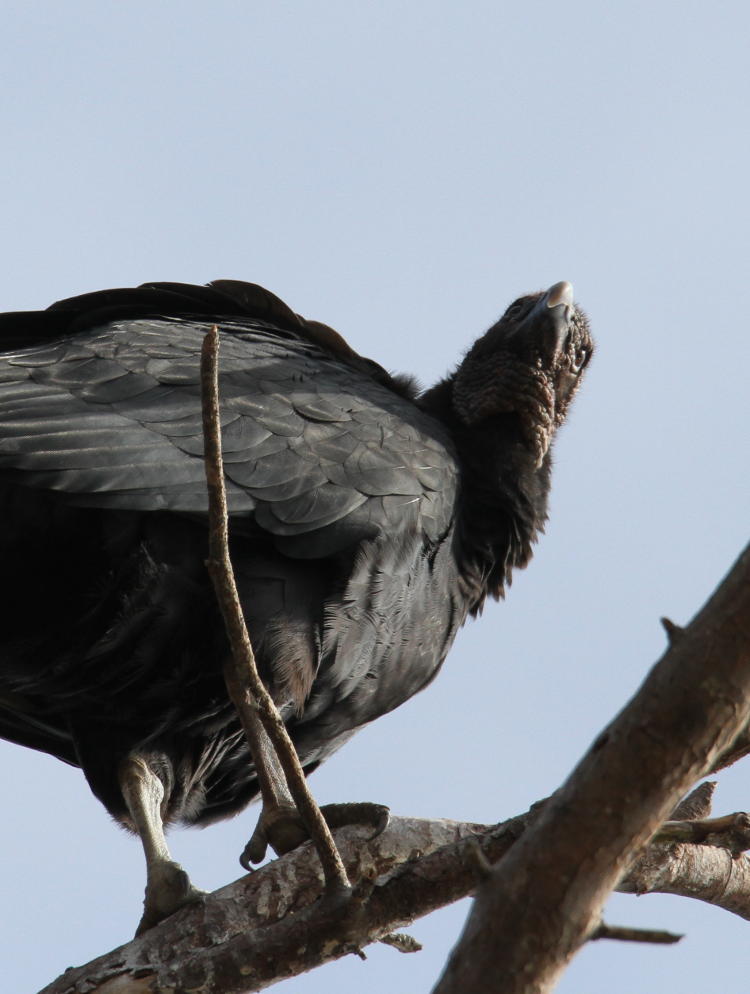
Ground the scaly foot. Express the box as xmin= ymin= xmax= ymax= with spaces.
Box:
xmin=135 ymin=859 xmax=205 ymax=935
xmin=240 ymin=800 xmax=390 ymax=869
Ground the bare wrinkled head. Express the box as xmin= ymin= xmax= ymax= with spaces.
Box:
xmin=452 ymin=281 xmax=593 ymax=463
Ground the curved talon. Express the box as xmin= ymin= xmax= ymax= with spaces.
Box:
xmin=240 ymin=803 xmax=310 ymax=867
xmin=240 ymin=825 xmax=267 ymax=869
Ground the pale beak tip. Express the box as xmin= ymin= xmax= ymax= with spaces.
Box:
xmin=546 ymin=281 xmax=574 ymax=309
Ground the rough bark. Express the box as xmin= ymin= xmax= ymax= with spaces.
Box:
xmin=37 ymin=814 xmax=505 ymax=994
xmin=38 ymin=799 xmax=750 ymax=993
xmin=37 ymin=542 xmax=750 ymax=994
xmin=433 ymin=542 xmax=750 ymax=994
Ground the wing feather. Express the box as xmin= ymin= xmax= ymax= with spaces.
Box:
xmin=0 ymin=315 xmax=458 ymax=554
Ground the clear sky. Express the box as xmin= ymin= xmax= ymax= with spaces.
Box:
xmin=0 ymin=2 xmax=748 ymax=992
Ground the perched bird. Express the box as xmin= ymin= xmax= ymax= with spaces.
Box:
xmin=0 ymin=278 xmax=592 ymax=931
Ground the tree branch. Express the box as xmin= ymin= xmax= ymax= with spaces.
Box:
xmin=37 ymin=813 xmax=511 ymax=994
xmin=36 ymin=470 xmax=750 ymax=994
xmin=433 ymin=542 xmax=750 ymax=994
xmin=38 ymin=788 xmax=750 ymax=994
xmin=200 ymin=326 xmax=349 ymax=893
xmin=38 ymin=543 xmax=750 ymax=993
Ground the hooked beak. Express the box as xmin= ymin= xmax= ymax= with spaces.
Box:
xmin=545 ymin=280 xmax=574 ymax=312
xmin=526 ymin=280 xmax=574 ymax=362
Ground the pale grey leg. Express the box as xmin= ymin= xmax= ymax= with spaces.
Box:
xmin=119 ymin=755 xmax=205 ymax=935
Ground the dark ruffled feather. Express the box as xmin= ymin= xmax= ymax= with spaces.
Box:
xmin=0 ymin=278 xmax=591 ymax=826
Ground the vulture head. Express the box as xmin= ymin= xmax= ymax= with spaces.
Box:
xmin=452 ymin=281 xmax=593 ymax=464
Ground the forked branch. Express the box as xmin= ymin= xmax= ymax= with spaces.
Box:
xmin=433 ymin=542 xmax=750 ymax=994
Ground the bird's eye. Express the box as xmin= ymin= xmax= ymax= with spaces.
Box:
xmin=505 ymin=298 xmax=528 ymax=320
xmin=571 ymin=347 xmax=589 ymax=373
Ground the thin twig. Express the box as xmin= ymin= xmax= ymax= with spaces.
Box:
xmin=200 ymin=325 xmax=350 ymax=895
xmin=592 ymin=922 xmax=683 ymax=945
xmin=653 ymin=813 xmax=750 ymax=855
xmin=656 ymin=813 xmax=750 ymax=841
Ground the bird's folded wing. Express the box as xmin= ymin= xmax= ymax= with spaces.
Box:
xmin=0 ymin=317 xmax=457 ymax=556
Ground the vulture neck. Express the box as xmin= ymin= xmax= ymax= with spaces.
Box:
xmin=420 ymin=378 xmax=552 ymax=614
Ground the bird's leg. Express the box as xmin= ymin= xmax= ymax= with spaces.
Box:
xmin=223 ymin=663 xmax=310 ymax=866
xmin=119 ymin=754 xmax=204 ymax=935
xmin=227 ymin=663 xmax=391 ymax=869
xmin=233 ymin=695 xmax=390 ymax=869
xmin=238 ymin=714 xmax=310 ymax=866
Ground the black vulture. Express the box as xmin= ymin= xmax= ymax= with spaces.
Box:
xmin=0 ymin=278 xmax=592 ymax=931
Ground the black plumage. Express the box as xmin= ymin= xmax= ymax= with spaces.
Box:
xmin=0 ymin=278 xmax=591 ymax=920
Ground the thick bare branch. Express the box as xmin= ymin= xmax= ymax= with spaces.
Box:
xmin=37 ymin=542 xmax=750 ymax=994
xmin=38 ymin=795 xmax=750 ymax=994
xmin=433 ymin=543 xmax=750 ymax=994
xmin=622 ymin=838 xmax=750 ymax=918
xmin=37 ymin=814 xmax=506 ymax=994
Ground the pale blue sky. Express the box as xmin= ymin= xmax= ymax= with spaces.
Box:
xmin=1 ymin=3 xmax=748 ymax=992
